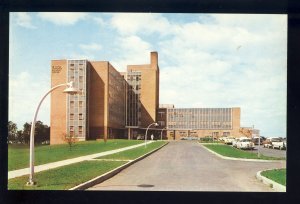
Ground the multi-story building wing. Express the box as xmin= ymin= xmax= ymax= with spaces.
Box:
xmin=66 ymin=60 xmax=89 ymax=141
xmin=127 ymin=52 xmax=159 ymax=128
xmin=161 ymin=107 xmax=242 ymax=140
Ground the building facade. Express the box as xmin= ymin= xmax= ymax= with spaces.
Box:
xmin=50 ymin=52 xmax=159 ymax=144
xmin=157 ymin=106 xmax=244 ymax=140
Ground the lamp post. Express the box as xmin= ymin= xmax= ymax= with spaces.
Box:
xmin=253 ymin=125 xmax=261 ymax=158
xmin=145 ymin=122 xmax=159 ymax=147
xmin=26 ymin=81 xmax=80 ymax=186
xmin=160 ymin=127 xmax=167 ymax=141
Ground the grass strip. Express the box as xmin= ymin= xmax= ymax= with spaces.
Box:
xmin=261 ymin=168 xmax=286 ymax=186
xmin=96 ymin=141 xmax=167 ymax=160
xmin=8 ymin=160 xmax=126 ymax=190
xmin=203 ymin=144 xmax=284 ymax=160
xmin=8 ymin=139 xmax=143 ymax=171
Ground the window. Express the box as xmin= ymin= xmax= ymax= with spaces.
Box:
xmin=79 ymin=101 xmax=83 ymax=107
xmin=158 ymin=111 xmax=165 ymax=118
xmin=70 ymin=101 xmax=74 ymax=108
xmin=70 ymin=126 xmax=74 ymax=131
xmin=79 ymin=76 xmax=83 ymax=82
xmin=79 ymin=114 xmax=83 ymax=120
xmin=158 ymin=121 xmax=165 ymax=126
xmin=223 ymin=132 xmax=230 ymax=136
xmin=70 ymin=114 xmax=74 ymax=120
xmin=80 ymin=89 xmax=84 ymax=96
xmin=78 ymin=126 xmax=83 ymax=135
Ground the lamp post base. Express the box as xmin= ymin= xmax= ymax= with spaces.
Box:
xmin=26 ymin=180 xmax=37 ymax=186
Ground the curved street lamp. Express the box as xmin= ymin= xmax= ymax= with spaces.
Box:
xmin=144 ymin=122 xmax=159 ymax=147
xmin=160 ymin=127 xmax=167 ymax=141
xmin=26 ymin=81 xmax=80 ymax=186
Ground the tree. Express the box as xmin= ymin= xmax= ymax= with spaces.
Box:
xmin=8 ymin=121 xmax=18 ymax=143
xmin=62 ymin=133 xmax=78 ymax=151
xmin=21 ymin=121 xmax=50 ymax=144
xmin=34 ymin=121 xmax=50 ymax=144
xmin=23 ymin=122 xmax=31 ymax=144
xmin=16 ymin=130 xmax=24 ymax=144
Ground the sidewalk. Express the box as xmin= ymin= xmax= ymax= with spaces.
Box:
xmin=8 ymin=141 xmax=153 ymax=179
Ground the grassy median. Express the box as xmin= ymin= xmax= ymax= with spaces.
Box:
xmin=8 ymin=141 xmax=167 ymax=190
xmin=8 ymin=139 xmax=143 ymax=171
xmin=261 ymin=168 xmax=286 ymax=186
xmin=202 ymin=144 xmax=285 ymax=160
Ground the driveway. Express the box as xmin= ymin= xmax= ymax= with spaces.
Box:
xmin=88 ymin=141 xmax=285 ymax=191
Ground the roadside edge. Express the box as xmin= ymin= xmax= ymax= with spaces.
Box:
xmin=256 ymin=169 xmax=286 ymax=192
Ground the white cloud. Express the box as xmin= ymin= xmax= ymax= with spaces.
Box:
xmin=9 ymin=72 xmax=51 ymax=128
xmin=79 ymin=43 xmax=102 ymax=51
xmin=37 ymin=12 xmax=88 ymax=25
xmin=93 ymin=17 xmax=105 ymax=26
xmin=156 ymin=14 xmax=287 ymax=136
xmin=212 ymin=14 xmax=287 ymax=33
xmin=110 ymin=35 xmax=153 ymax=71
xmin=110 ymin=13 xmax=172 ymax=36
xmin=13 ymin=12 xmax=36 ymax=29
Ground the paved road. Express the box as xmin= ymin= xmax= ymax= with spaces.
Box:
xmin=88 ymin=141 xmax=285 ymax=191
xmin=244 ymin=145 xmax=286 ymax=158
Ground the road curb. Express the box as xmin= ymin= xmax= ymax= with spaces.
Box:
xmin=69 ymin=142 xmax=169 ymax=190
xmin=199 ymin=143 xmax=284 ymax=162
xmin=256 ymin=169 xmax=286 ymax=192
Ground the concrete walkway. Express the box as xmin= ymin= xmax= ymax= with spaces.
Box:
xmin=8 ymin=141 xmax=153 ymax=179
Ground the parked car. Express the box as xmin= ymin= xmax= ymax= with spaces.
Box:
xmin=272 ymin=138 xmax=286 ymax=150
xmin=136 ymin=135 xmax=144 ymax=140
xmin=224 ymin=136 xmax=235 ymax=145
xmin=263 ymin=137 xmax=280 ymax=148
xmin=236 ymin=137 xmax=255 ymax=150
xmin=232 ymin=138 xmax=240 ymax=147
xmin=252 ymin=136 xmax=264 ymax=145
xmin=218 ymin=136 xmax=227 ymax=142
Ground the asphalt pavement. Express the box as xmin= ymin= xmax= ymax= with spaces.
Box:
xmin=244 ymin=145 xmax=286 ymax=158
xmin=88 ymin=141 xmax=285 ymax=191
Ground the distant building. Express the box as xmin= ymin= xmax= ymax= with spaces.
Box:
xmin=158 ymin=106 xmax=244 ymax=140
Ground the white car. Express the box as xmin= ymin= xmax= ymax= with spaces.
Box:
xmin=232 ymin=138 xmax=240 ymax=147
xmin=272 ymin=138 xmax=286 ymax=150
xmin=224 ymin=136 xmax=235 ymax=145
xmin=218 ymin=136 xmax=227 ymax=142
xmin=236 ymin=137 xmax=255 ymax=150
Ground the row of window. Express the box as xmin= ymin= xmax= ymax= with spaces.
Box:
xmin=70 ymin=113 xmax=84 ymax=120
xmin=69 ymin=126 xmax=84 ymax=136
xmin=70 ymin=101 xmax=84 ymax=107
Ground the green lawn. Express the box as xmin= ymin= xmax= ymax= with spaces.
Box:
xmin=97 ymin=141 xmax=167 ymax=160
xmin=203 ymin=144 xmax=285 ymax=160
xmin=8 ymin=141 xmax=168 ymax=190
xmin=261 ymin=168 xmax=286 ymax=186
xmin=8 ymin=160 xmax=126 ymax=190
xmin=8 ymin=139 xmax=143 ymax=171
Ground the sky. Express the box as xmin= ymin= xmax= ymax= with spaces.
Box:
xmin=9 ymin=12 xmax=287 ymax=137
